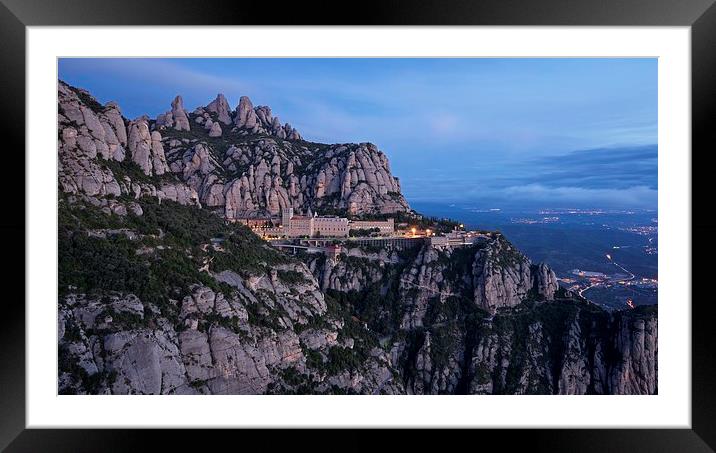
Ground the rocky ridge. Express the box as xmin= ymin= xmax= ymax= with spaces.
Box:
xmin=58 ymin=80 xmax=409 ymax=220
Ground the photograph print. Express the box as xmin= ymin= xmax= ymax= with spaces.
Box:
xmin=57 ymin=58 xmax=657 ymax=395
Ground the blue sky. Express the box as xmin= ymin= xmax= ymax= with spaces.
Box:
xmin=58 ymin=58 xmax=657 ymax=209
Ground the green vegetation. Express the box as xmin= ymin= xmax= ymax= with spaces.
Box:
xmin=353 ymin=210 xmax=459 ymax=233
xmin=349 ymin=227 xmax=380 ymax=237
xmin=58 ymin=195 xmax=125 ymax=231
xmin=324 ymin=346 xmax=364 ymax=374
xmin=243 ymin=299 xmax=287 ymax=332
xmin=429 ymin=327 xmax=456 ymax=371
xmin=489 ymin=299 xmax=610 ymax=394
xmin=188 ymin=379 xmax=209 ymax=392
xmin=315 ymin=243 xmax=422 ymax=342
xmin=66 ymin=85 xmax=105 ymax=114
xmin=310 ymin=193 xmax=348 ymax=217
xmin=59 ymin=195 xmax=292 ymax=328
xmin=102 ymin=158 xmax=179 ymax=185
xmin=200 ymin=313 xmax=248 ymax=337
xmin=58 ymin=343 xmax=117 ymax=394
xmin=302 ymin=344 xmax=325 ymax=369
xmin=276 ymin=269 xmax=309 ymax=285
xmin=303 ymin=294 xmax=381 ymax=376
xmin=398 ymin=328 xmax=427 ymax=386
xmin=265 ymin=366 xmax=318 ymax=394
xmin=97 ymin=307 xmax=145 ymax=331
xmin=439 ymin=245 xmax=479 ymax=282
xmin=491 ymin=239 xmax=526 ymax=270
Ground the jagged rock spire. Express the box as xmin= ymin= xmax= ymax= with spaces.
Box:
xmin=235 ymin=96 xmax=258 ymax=130
xmin=171 ymin=95 xmax=191 ymax=131
xmin=127 ymin=117 xmax=169 ymax=176
xmin=206 ymin=93 xmax=232 ymax=125
xmin=232 ymin=96 xmax=302 ymax=140
xmin=156 ymin=95 xmax=191 ymax=132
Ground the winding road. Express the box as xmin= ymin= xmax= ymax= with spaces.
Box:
xmin=578 ymin=254 xmax=636 ymax=300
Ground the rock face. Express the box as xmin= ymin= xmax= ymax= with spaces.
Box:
xmin=465 ymin=305 xmax=658 ymax=395
xmin=208 ymin=121 xmax=222 ymax=137
xmin=170 ymin=95 xmax=191 ymax=131
xmin=58 ymin=81 xmax=199 ymax=208
xmin=58 ymin=221 xmax=402 ymax=395
xmin=206 ymin=93 xmax=232 ymax=125
xmin=302 ymin=239 xmax=657 ymax=395
xmin=58 ymin=82 xmax=123 ymax=197
xmin=235 ymin=96 xmax=257 ymax=129
xmin=59 ymin=81 xmax=409 ymax=218
xmin=532 ymin=262 xmax=559 ymax=301
xmin=225 ymin=95 xmax=301 ymax=140
xmin=127 ymin=118 xmax=169 ymax=176
xmin=311 ymin=235 xmax=558 ymax=317
xmin=155 ymin=95 xmax=191 ymax=132
xmin=206 ymin=140 xmax=409 ymax=218
xmin=471 ymin=237 xmax=549 ymax=312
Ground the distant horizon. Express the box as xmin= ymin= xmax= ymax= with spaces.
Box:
xmin=411 ymin=199 xmax=658 ymax=213
xmin=58 ymin=58 xmax=657 ymax=210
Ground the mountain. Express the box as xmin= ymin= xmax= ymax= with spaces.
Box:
xmin=56 ymin=81 xmax=656 ymax=395
xmin=58 ymin=81 xmax=409 ymax=218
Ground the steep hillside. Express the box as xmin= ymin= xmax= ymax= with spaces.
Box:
xmin=301 ymin=242 xmax=656 ymax=395
xmin=58 ymin=195 xmax=402 ymax=394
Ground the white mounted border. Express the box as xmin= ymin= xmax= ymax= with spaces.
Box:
xmin=26 ymin=26 xmax=690 ymax=428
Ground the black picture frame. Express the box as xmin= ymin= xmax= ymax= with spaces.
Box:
xmin=1 ymin=0 xmax=713 ymax=450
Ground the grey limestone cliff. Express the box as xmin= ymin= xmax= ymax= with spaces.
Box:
xmin=299 ymin=238 xmax=656 ymax=395
xmin=58 ymin=80 xmax=410 ymax=219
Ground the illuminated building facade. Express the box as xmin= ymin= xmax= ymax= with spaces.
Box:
xmin=348 ymin=219 xmax=395 ymax=235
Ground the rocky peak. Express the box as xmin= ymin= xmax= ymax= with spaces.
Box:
xmin=57 ymin=81 xmax=408 ymax=217
xmin=532 ymin=262 xmax=559 ymax=300
xmin=206 ymin=93 xmax=232 ymax=125
xmin=155 ymin=95 xmax=191 ymax=132
xmin=127 ymin=117 xmax=169 ymax=176
xmin=171 ymin=95 xmax=191 ymax=131
xmin=233 ymin=96 xmax=302 ymax=140
xmin=58 ymin=81 xmax=125 ymax=197
xmin=102 ymin=101 xmax=128 ymax=148
xmin=235 ymin=95 xmax=258 ymax=130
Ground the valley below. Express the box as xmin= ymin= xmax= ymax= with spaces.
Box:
xmin=412 ymin=202 xmax=658 ymax=311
